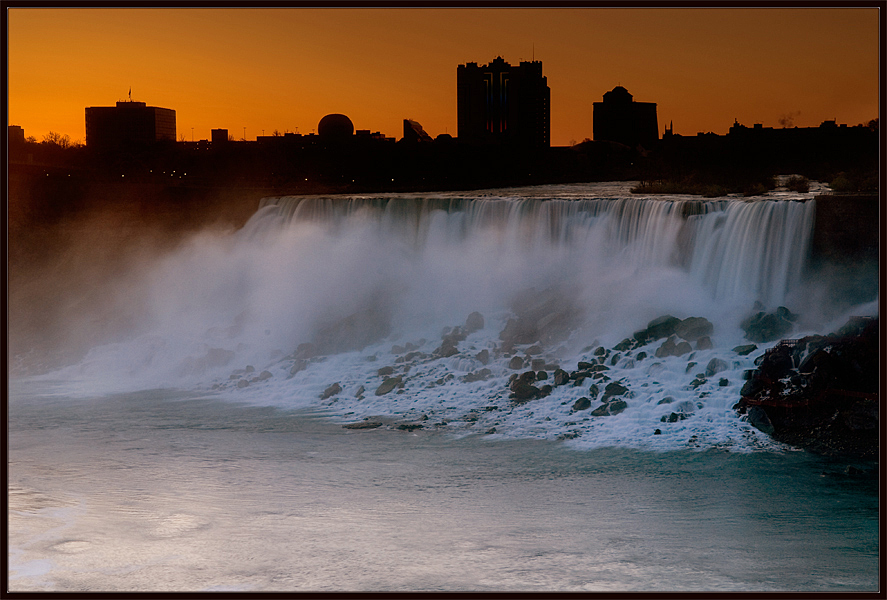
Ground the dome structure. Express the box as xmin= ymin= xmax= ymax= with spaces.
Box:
xmin=603 ymin=86 xmax=633 ymax=103
xmin=318 ymin=114 xmax=354 ymax=139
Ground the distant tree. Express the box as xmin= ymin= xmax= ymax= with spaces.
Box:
xmin=272 ymin=129 xmax=282 ymax=136
xmin=228 ymin=134 xmax=235 ymax=141
xmin=866 ymin=118 xmax=878 ymax=131
xmin=25 ymin=135 xmax=37 ymax=143
xmin=42 ymin=131 xmax=71 ymax=148
xmin=179 ymin=133 xmax=186 ymax=142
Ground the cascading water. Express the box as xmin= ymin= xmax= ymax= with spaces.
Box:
xmin=32 ymin=183 xmax=873 ymax=453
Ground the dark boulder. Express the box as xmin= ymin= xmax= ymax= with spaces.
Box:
xmin=375 ymin=376 xmax=402 ymax=396
xmin=695 ymin=336 xmax=713 ymax=351
xmin=675 ymin=317 xmax=713 ymax=341
xmin=320 ymin=382 xmax=342 ymax=400
xmin=508 ymin=356 xmax=525 ymax=370
xmin=475 ymin=349 xmax=490 ymax=365
xmin=741 ymin=308 xmax=795 ymax=343
xmin=704 ymin=358 xmax=729 ymax=377
xmin=553 ymin=369 xmax=570 ymax=386
xmin=735 ymin=316 xmax=878 ymax=458
xmin=601 ymin=381 xmax=629 ymax=402
xmin=572 ymin=397 xmax=591 ymax=411
xmin=464 ymin=311 xmax=485 ymax=333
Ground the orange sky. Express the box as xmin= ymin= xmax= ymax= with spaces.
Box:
xmin=7 ymin=8 xmax=880 ymax=147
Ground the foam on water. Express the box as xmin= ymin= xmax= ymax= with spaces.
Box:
xmin=27 ymin=182 xmax=876 ymax=453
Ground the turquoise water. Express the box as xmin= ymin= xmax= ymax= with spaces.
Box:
xmin=9 ymin=386 xmax=878 ymax=592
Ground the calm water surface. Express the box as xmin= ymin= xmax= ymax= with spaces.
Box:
xmin=8 ymin=385 xmax=879 ymax=592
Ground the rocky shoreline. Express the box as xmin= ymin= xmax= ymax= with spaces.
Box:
xmin=734 ymin=316 xmax=879 ymax=459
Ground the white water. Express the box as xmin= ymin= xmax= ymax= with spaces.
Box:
xmin=27 ymin=182 xmax=877 ymax=453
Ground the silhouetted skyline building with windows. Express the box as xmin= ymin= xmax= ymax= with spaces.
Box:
xmin=593 ymin=86 xmax=658 ymax=149
xmin=457 ymin=57 xmax=550 ymax=148
xmin=85 ymin=100 xmax=176 ymax=150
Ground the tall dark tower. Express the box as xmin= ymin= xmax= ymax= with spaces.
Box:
xmin=592 ymin=86 xmax=658 ymax=149
xmin=457 ymin=56 xmax=550 ymax=148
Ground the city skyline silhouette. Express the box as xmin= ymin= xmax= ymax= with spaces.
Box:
xmin=8 ymin=7 xmax=880 ymax=146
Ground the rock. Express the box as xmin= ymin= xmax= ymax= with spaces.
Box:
xmin=464 ymin=311 xmax=485 ymax=333
xmin=654 ymin=429 xmax=662 ymax=435
xmin=475 ymin=349 xmax=490 ymax=365
xmin=577 ymin=361 xmax=595 ymax=370
xmin=614 ymin=338 xmax=634 ymax=351
xmin=531 ymin=358 xmax=546 ymax=370
xmin=746 ymin=406 xmax=775 ymax=435
xmin=510 ymin=380 xmax=541 ymax=402
xmin=695 ymin=336 xmax=713 ymax=351
xmin=313 ymin=304 xmax=391 ymax=354
xmin=572 ymin=397 xmax=591 ymax=411
xmin=343 ymin=421 xmax=382 ymax=430
xmin=463 ymin=368 xmax=492 ymax=383
xmin=320 ymin=382 xmax=342 ymax=400
xmin=657 ymin=396 xmax=674 ymax=405
xmin=608 ymin=399 xmax=628 ymax=415
xmin=685 ymin=362 xmax=697 ymax=373
xmin=588 ymin=384 xmax=599 ymax=399
xmin=236 ymin=379 xmax=249 ymax=388
xmin=601 ymin=381 xmax=629 ymax=402
xmin=397 ymin=423 xmax=423 ymax=432
xmin=290 ymin=359 xmax=308 ymax=376
xmin=536 ymin=370 xmax=548 ymax=381
xmin=294 ymin=343 xmax=317 ymax=359
xmin=244 ymin=365 xmax=255 ymax=373
xmin=644 ymin=315 xmax=682 ymax=341
xmin=704 ymin=358 xmax=729 ymax=377
xmin=258 ymin=370 xmax=273 ymax=381
xmin=741 ymin=309 xmax=794 ymax=343
xmin=508 ymin=356 xmax=525 ymax=370
xmin=553 ymin=369 xmax=570 ymax=386
xmin=655 ymin=335 xmax=681 ymax=358
xmin=675 ymin=341 xmax=692 ymax=356
xmin=675 ymin=317 xmax=713 ymax=341
xmin=377 ymin=366 xmax=395 ymax=377
xmin=391 ymin=344 xmax=406 ymax=355
xmin=499 ymin=287 xmax=581 ymax=346
xmin=539 ymin=385 xmax=553 ymax=397
xmin=375 ymin=376 xmax=403 ymax=396
xmin=661 ymin=411 xmax=690 ymax=423
xmin=434 ymin=342 xmax=459 ymax=358
xmin=689 ymin=377 xmax=706 ymax=388
xmin=610 ymin=353 xmax=621 ymax=366
xmin=732 ymin=344 xmax=758 ymax=356
xmin=636 ymin=351 xmax=647 ymax=361
xmin=590 ymin=404 xmax=610 ymax=416
xmin=354 ymin=385 xmax=365 ymax=398
xmin=719 ymin=378 xmax=729 ymax=386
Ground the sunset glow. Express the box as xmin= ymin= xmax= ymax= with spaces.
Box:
xmin=8 ymin=7 xmax=880 ymax=146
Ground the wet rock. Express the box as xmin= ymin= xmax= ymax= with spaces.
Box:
xmin=499 ymin=287 xmax=582 ymax=346
xmin=236 ymin=379 xmax=249 ymax=388
xmin=608 ymin=399 xmax=628 ymax=415
xmin=614 ymin=338 xmax=634 ymax=352
xmin=636 ymin=351 xmax=647 ymax=361
xmin=536 ymin=370 xmax=548 ymax=381
xmin=539 ymin=385 xmax=553 ymax=397
xmin=343 ymin=421 xmax=382 ymax=430
xmin=572 ymin=397 xmax=591 ymax=411
xmin=590 ymin=404 xmax=610 ymax=417
xmin=704 ymin=358 xmax=729 ymax=377
xmin=695 ymin=336 xmax=713 ymax=351
xmin=377 ymin=366 xmax=395 ymax=377
xmin=464 ymin=311 xmax=485 ymax=333
xmin=657 ymin=396 xmax=674 ymax=405
xmin=508 ymin=356 xmax=525 ymax=370
xmin=655 ymin=335 xmax=679 ymax=358
xmin=740 ymin=308 xmax=795 ymax=343
xmin=746 ymin=406 xmax=775 ymax=435
xmin=313 ymin=303 xmax=391 ymax=354
xmin=320 ymin=382 xmax=342 ymax=400
xmin=463 ymin=368 xmax=492 ymax=383
xmin=553 ymin=369 xmax=570 ymax=386
xmin=531 ymin=358 xmax=546 ymax=371
xmin=434 ymin=342 xmax=459 ymax=358
xmin=661 ymin=411 xmax=690 ymax=423
xmin=601 ymin=381 xmax=629 ymax=402
xmin=391 ymin=344 xmax=406 ymax=355
xmin=510 ymin=380 xmax=541 ymax=402
xmin=354 ymin=385 xmax=365 ymax=398
xmin=588 ymin=384 xmax=600 ymax=400
xmin=258 ymin=370 xmax=273 ymax=381
xmin=475 ymin=349 xmax=490 ymax=365
xmin=610 ymin=353 xmax=621 ymax=366
xmin=577 ymin=361 xmax=596 ymax=370
xmin=397 ymin=423 xmax=423 ymax=432
xmin=685 ymin=361 xmax=697 ymax=373
xmin=290 ymin=359 xmax=309 ymax=377
xmin=675 ymin=317 xmax=713 ymax=342
xmin=690 ymin=377 xmax=706 ymax=388
xmin=732 ymin=344 xmax=758 ymax=356
xmin=635 ymin=315 xmax=682 ymax=345
xmin=294 ymin=343 xmax=317 ymax=360
xmin=375 ymin=376 xmax=403 ymax=396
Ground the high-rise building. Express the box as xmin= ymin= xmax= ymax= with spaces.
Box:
xmin=85 ymin=100 xmax=176 ymax=150
xmin=592 ymin=86 xmax=658 ymax=149
xmin=457 ymin=57 xmax=550 ymax=148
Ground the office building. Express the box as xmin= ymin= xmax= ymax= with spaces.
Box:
xmin=457 ymin=56 xmax=550 ymax=147
xmin=592 ymin=86 xmax=658 ymax=149
xmin=85 ymin=100 xmax=176 ymax=150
